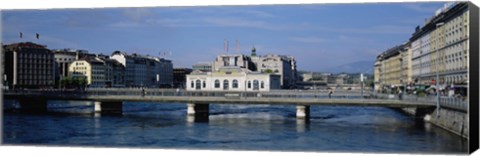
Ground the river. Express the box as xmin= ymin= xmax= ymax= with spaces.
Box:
xmin=2 ymin=100 xmax=468 ymax=154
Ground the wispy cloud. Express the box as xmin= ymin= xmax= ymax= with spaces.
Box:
xmin=41 ymin=35 xmax=82 ymax=49
xmin=174 ymin=7 xmax=277 ymax=18
xmin=108 ymin=6 xmax=281 ymax=30
xmin=289 ymin=36 xmax=327 ymax=43
xmin=202 ymin=17 xmax=277 ymax=30
xmin=63 ymin=10 xmax=112 ymax=29
xmin=122 ymin=8 xmax=154 ymax=22
xmin=312 ymin=24 xmax=414 ymax=35
xmin=402 ymin=3 xmax=441 ymax=13
xmin=232 ymin=9 xmax=276 ymax=18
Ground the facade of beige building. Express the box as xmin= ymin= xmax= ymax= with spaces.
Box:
xmin=374 ymin=44 xmax=407 ymax=92
xmin=68 ymin=59 xmax=106 ymax=87
xmin=410 ymin=2 xmax=469 ymax=87
xmin=401 ymin=43 xmax=413 ymax=86
xmin=375 ymin=2 xmax=469 ymax=93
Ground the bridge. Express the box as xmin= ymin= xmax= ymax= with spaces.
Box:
xmin=3 ymin=88 xmax=465 ymax=121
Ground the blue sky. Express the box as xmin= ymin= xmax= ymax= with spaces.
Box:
xmin=1 ymin=2 xmax=446 ymax=72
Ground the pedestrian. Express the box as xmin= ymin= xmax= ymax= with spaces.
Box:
xmin=398 ymin=90 xmax=403 ymax=100
xmin=328 ymin=90 xmax=333 ymax=99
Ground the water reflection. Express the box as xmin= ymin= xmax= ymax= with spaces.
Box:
xmin=296 ymin=118 xmax=309 ymax=133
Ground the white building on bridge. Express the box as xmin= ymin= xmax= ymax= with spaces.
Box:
xmin=186 ymin=66 xmax=281 ymax=91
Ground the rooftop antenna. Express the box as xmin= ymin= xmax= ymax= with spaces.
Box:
xmin=224 ymin=39 xmax=229 ymax=54
xmin=235 ymin=39 xmax=240 ymax=53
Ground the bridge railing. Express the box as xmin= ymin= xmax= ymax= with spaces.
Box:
xmin=3 ymin=88 xmax=372 ymax=99
xmin=99 ymin=88 xmax=371 ymax=98
xmin=371 ymin=93 xmax=468 ymax=111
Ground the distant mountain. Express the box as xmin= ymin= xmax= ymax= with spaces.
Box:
xmin=323 ymin=60 xmax=375 ymax=74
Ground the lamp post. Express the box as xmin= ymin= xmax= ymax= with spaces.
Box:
xmin=360 ymin=68 xmax=373 ymax=98
xmin=360 ymin=73 xmax=364 ymax=97
xmin=156 ymin=74 xmax=160 ymax=88
xmin=435 ymin=22 xmax=445 ymax=117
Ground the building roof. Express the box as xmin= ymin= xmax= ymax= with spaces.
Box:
xmin=3 ymin=42 xmax=50 ymax=53
xmin=376 ymin=44 xmax=407 ymax=61
xmin=75 ymin=57 xmax=105 ymax=65
xmin=409 ymin=2 xmax=468 ymax=42
xmin=111 ymin=50 xmax=172 ymax=64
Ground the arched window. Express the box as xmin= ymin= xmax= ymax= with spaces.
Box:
xmin=214 ymin=79 xmax=220 ymax=88
xmin=223 ymin=79 xmax=229 ymax=90
xmin=195 ymin=80 xmax=201 ymax=90
xmin=232 ymin=79 xmax=238 ymax=88
xmin=190 ymin=81 xmax=194 ymax=88
xmin=202 ymin=81 xmax=206 ymax=88
xmin=261 ymin=81 xmax=264 ymax=88
xmin=253 ymin=80 xmax=259 ymax=90
xmin=248 ymin=81 xmax=251 ymax=88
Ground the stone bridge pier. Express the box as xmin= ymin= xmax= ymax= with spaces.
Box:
xmin=187 ymin=103 xmax=209 ymax=122
xmin=94 ymin=101 xmax=123 ymax=114
xmin=296 ymin=105 xmax=310 ymax=120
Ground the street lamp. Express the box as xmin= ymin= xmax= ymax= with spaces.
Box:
xmin=435 ymin=22 xmax=445 ymax=117
xmin=361 ymin=68 xmax=373 ymax=98
xmin=361 ymin=73 xmax=364 ymax=97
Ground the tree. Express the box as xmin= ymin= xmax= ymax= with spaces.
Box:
xmin=264 ymin=69 xmax=273 ymax=73
xmin=61 ymin=77 xmax=87 ymax=89
xmin=77 ymin=77 xmax=87 ymax=89
xmin=61 ymin=77 xmax=73 ymax=88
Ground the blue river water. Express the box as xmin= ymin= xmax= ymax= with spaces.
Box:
xmin=2 ymin=100 xmax=468 ymax=154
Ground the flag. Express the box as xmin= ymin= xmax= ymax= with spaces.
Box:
xmin=36 ymin=33 xmax=40 ymax=39
xmin=19 ymin=32 xmax=23 ymax=38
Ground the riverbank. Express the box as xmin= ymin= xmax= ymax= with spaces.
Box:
xmin=371 ymin=93 xmax=469 ymax=139
xmin=400 ymin=107 xmax=469 ymax=139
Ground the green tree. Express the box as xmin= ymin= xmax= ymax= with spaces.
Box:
xmin=61 ymin=77 xmax=88 ymax=89
xmin=77 ymin=77 xmax=87 ymax=89
xmin=264 ymin=69 xmax=273 ymax=73
xmin=60 ymin=77 xmax=72 ymax=88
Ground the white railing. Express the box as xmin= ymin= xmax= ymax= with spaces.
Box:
xmin=3 ymin=88 xmax=466 ymax=111
xmin=371 ymin=93 xmax=468 ymax=111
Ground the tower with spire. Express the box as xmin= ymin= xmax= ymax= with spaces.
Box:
xmin=251 ymin=46 xmax=257 ymax=57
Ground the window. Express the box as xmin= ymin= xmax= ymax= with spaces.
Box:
xmin=253 ymin=80 xmax=259 ymax=90
xmin=195 ymin=80 xmax=201 ymax=90
xmin=202 ymin=81 xmax=206 ymax=88
xmin=261 ymin=81 xmax=264 ymax=88
xmin=214 ymin=79 xmax=220 ymax=88
xmin=223 ymin=79 xmax=229 ymax=90
xmin=232 ymin=79 xmax=238 ymax=88
xmin=191 ymin=81 xmax=194 ymax=88
xmin=248 ymin=81 xmax=251 ymax=88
